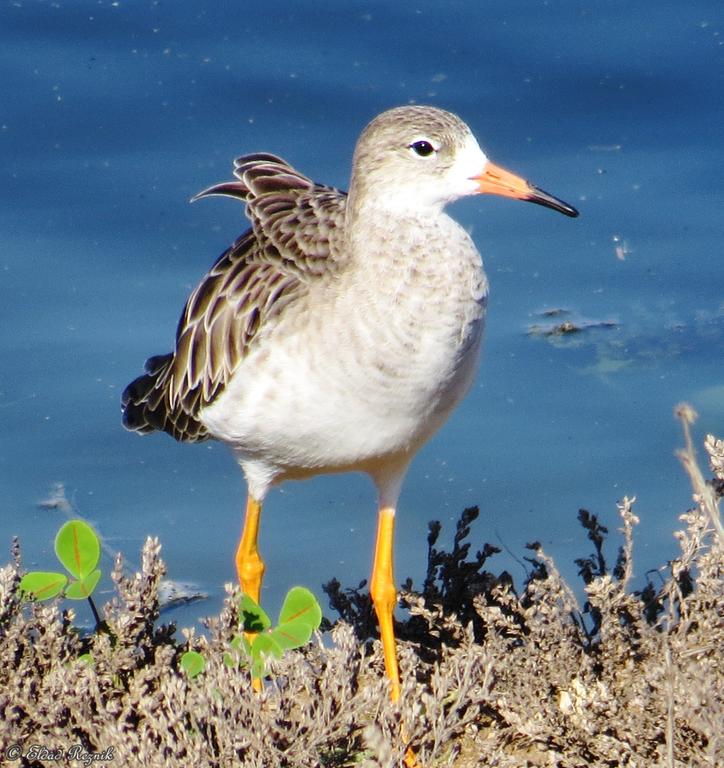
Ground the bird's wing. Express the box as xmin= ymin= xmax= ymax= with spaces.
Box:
xmin=121 ymin=154 xmax=348 ymax=442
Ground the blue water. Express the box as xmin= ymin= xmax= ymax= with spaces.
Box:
xmin=2 ymin=1 xmax=722 ymax=628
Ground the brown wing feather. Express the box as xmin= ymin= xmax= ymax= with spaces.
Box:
xmin=122 ymin=154 xmax=347 ymax=443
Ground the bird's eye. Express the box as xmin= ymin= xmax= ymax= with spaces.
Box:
xmin=409 ymin=140 xmax=436 ymax=157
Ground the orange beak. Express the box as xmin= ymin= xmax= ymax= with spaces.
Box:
xmin=473 ymin=161 xmax=578 ymax=218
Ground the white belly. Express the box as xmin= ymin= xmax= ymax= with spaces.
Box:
xmin=200 ymin=215 xmax=488 ymax=493
xmin=205 ymin=313 xmax=480 ymax=458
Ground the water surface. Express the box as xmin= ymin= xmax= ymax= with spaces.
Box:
xmin=1 ymin=1 xmax=722 ymax=627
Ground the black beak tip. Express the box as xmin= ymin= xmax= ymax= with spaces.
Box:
xmin=527 ymin=183 xmax=580 ymax=218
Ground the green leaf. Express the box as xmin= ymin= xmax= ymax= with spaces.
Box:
xmin=240 ymin=593 xmax=271 ymax=633
xmin=64 ymin=569 xmax=101 ymax=600
xmin=251 ymin=633 xmax=283 ymax=659
xmin=19 ymin=571 xmax=68 ymax=601
xmin=250 ymin=634 xmax=282 ymax=678
xmin=278 ymin=586 xmax=322 ymax=630
xmin=251 ymin=656 xmax=265 ymax=680
xmin=224 ymin=635 xmax=250 ymax=669
xmin=55 ymin=520 xmax=100 ymax=579
xmin=77 ymin=653 xmax=93 ymax=665
xmin=233 ymin=633 xmax=252 ymax=656
xmin=180 ymin=650 xmax=206 ymax=679
xmin=269 ymin=620 xmax=315 ymax=651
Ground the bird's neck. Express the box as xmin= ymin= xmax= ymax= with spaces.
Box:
xmin=342 ymin=203 xmax=481 ymax=304
xmin=346 ymin=183 xmax=446 ymax=224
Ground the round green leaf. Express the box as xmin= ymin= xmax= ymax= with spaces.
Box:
xmin=55 ymin=520 xmax=100 ymax=579
xmin=250 ymin=634 xmax=282 ymax=678
xmin=224 ymin=635 xmax=250 ymax=669
xmin=64 ymin=569 xmax=101 ymax=599
xmin=19 ymin=571 xmax=68 ymax=601
xmin=251 ymin=633 xmax=283 ymax=659
xmin=240 ymin=593 xmax=271 ymax=632
xmin=251 ymin=655 xmax=266 ymax=681
xmin=231 ymin=633 xmax=252 ymax=656
xmin=278 ymin=586 xmax=322 ymax=630
xmin=270 ymin=620 xmax=314 ymax=651
xmin=181 ymin=650 xmax=205 ymax=679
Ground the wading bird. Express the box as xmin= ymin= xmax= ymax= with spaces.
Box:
xmin=122 ymin=105 xmax=578 ymax=706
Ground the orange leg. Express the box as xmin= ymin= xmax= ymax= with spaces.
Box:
xmin=236 ymin=495 xmax=265 ymax=692
xmin=235 ymin=494 xmax=265 ymax=603
xmin=370 ymin=505 xmax=419 ymax=767
xmin=370 ymin=505 xmax=401 ymax=701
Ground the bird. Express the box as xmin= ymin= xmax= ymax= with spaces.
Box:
xmin=121 ymin=105 xmax=578 ymax=704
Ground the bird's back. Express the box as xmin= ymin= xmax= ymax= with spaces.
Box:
xmin=121 ymin=154 xmax=348 ymax=443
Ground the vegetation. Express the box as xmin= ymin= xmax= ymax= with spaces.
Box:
xmin=0 ymin=407 xmax=721 ymax=766
xmin=19 ymin=519 xmax=104 ymax=629
xmin=14 ymin=518 xmax=322 ymax=688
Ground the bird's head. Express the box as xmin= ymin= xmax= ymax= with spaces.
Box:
xmin=349 ymin=105 xmax=578 ymax=219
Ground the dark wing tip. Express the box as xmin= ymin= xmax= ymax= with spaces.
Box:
xmin=121 ymin=372 xmax=157 ymax=433
xmin=191 ymin=181 xmax=249 ymax=204
xmin=233 ymin=152 xmax=289 ymax=172
xmin=121 ymin=353 xmax=209 ymax=442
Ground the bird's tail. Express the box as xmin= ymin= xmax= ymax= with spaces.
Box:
xmin=121 ymin=354 xmax=209 ymax=442
xmin=121 ymin=354 xmax=173 ymax=434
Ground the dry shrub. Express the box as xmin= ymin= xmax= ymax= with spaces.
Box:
xmin=0 ymin=412 xmax=721 ymax=767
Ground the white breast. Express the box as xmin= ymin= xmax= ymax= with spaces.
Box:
xmin=200 ymin=213 xmax=488 ymax=490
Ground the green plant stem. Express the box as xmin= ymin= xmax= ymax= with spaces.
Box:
xmin=87 ymin=595 xmax=102 ymax=631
